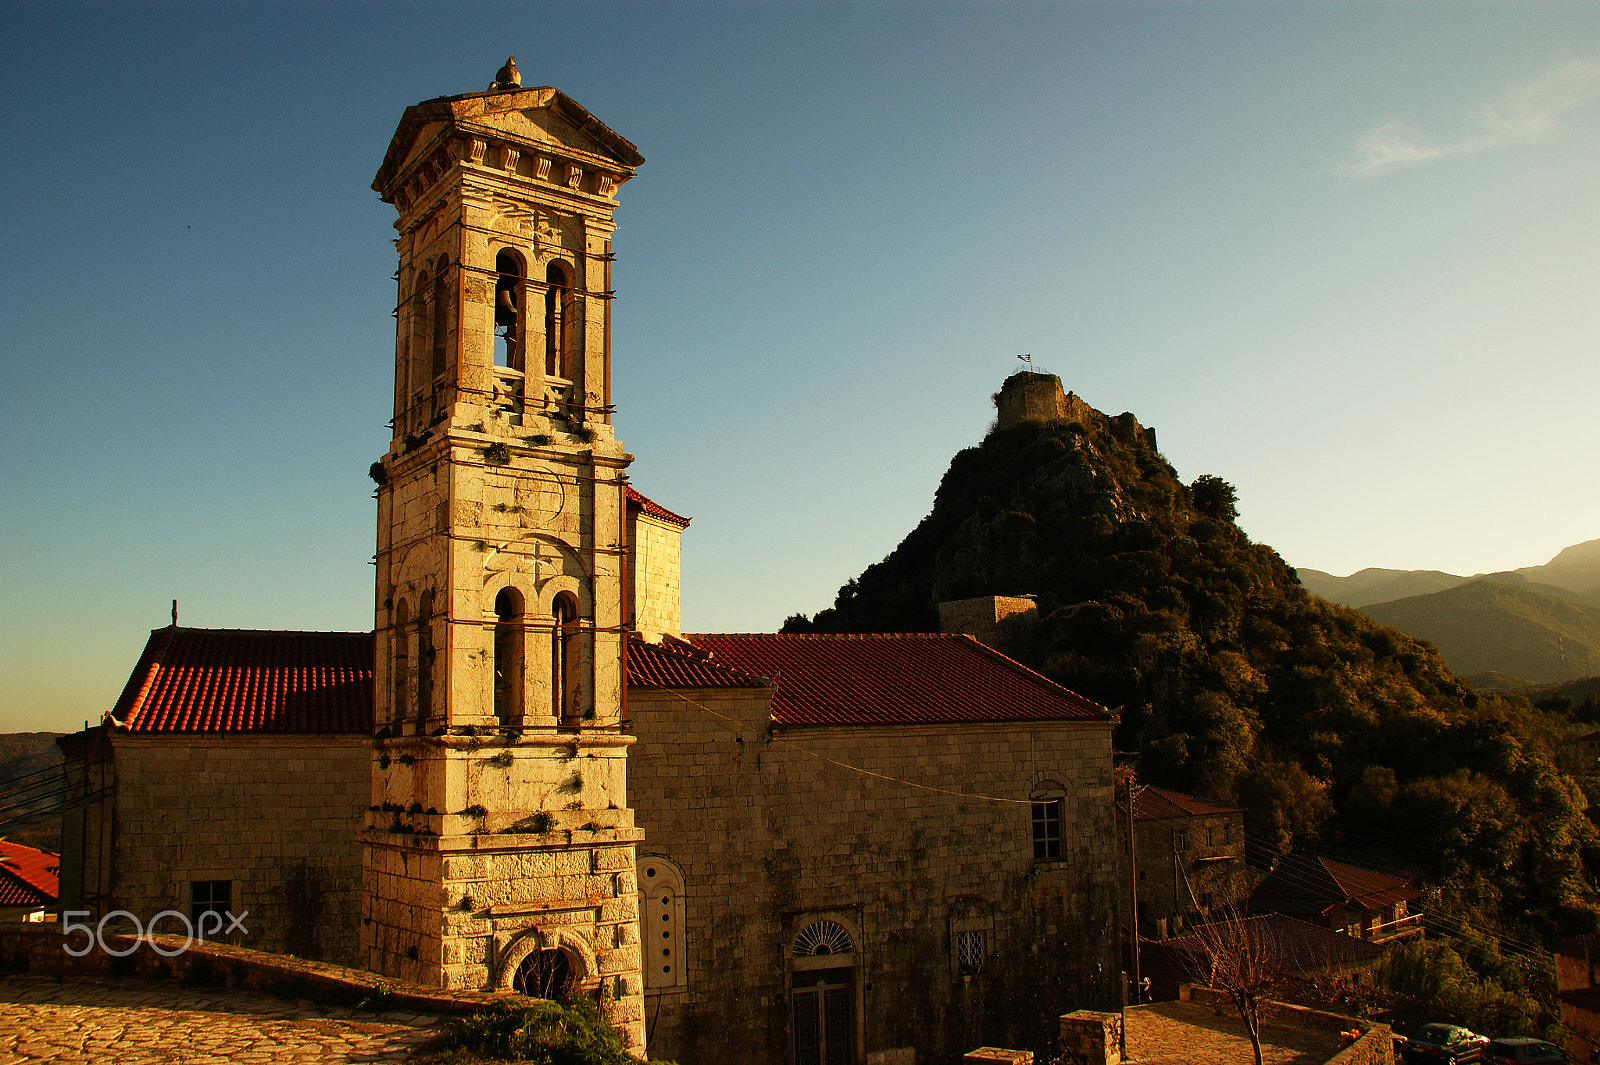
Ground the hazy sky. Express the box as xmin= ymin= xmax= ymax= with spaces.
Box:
xmin=3 ymin=2 xmax=1597 ymax=733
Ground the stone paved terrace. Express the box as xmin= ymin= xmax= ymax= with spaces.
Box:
xmin=1126 ymin=1000 xmax=1352 ymax=1064
xmin=0 ymin=973 xmax=440 ymax=1064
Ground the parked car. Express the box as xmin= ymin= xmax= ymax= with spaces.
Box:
xmin=1403 ymin=1024 xmax=1490 ymax=1064
xmin=1485 ymin=1037 xmax=1566 ymax=1063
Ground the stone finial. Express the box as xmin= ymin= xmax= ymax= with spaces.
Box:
xmin=491 ymin=56 xmax=521 ymax=90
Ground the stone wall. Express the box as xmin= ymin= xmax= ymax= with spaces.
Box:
xmin=1125 ymin=811 xmax=1247 ymax=936
xmin=627 ymin=686 xmax=1120 ymax=1065
xmin=938 ymin=597 xmax=1039 ymax=661
xmin=629 ymin=509 xmax=682 ymax=640
xmin=104 ymin=734 xmax=369 ymax=967
xmin=1180 ymin=986 xmax=1393 ymax=1065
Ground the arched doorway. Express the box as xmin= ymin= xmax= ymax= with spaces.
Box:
xmin=790 ymin=918 xmax=859 ymax=1065
xmin=513 ymin=947 xmax=574 ymax=1000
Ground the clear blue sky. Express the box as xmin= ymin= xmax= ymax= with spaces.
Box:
xmin=3 ymin=2 xmax=1597 ymax=733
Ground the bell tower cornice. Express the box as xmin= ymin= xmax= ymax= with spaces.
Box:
xmin=373 ymin=86 xmax=644 ymax=208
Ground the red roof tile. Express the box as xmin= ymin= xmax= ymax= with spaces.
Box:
xmin=112 ymin=628 xmax=374 ymax=734
xmin=1133 ymin=786 xmax=1245 ymax=823
xmin=1152 ymin=913 xmax=1385 ymax=968
xmin=626 ymin=636 xmax=769 ymax=689
xmin=1251 ymin=855 xmax=1420 ymax=913
xmin=626 ymin=487 xmax=691 ymax=529
xmin=0 ymin=840 xmax=58 ymax=907
xmin=684 ymin=634 xmax=1109 ymax=727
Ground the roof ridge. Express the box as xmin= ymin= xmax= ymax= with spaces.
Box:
xmin=162 ymin=626 xmax=374 ymax=637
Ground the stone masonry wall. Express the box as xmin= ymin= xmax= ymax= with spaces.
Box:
xmin=627 ymin=687 xmax=1120 ymax=1065
xmin=629 ymin=510 xmax=682 ymax=641
xmin=107 ymin=734 xmax=369 ymax=967
xmin=1126 ymin=812 xmax=1247 ymax=936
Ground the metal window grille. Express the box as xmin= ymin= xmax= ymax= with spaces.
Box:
xmin=956 ymin=930 xmax=986 ymax=976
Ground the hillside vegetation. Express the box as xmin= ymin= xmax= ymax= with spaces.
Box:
xmin=1363 ymin=579 xmax=1600 ymax=684
xmin=787 ymin=374 xmax=1599 ymax=942
xmin=0 ymin=732 xmax=63 ymax=853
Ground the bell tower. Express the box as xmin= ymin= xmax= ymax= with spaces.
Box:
xmin=362 ymin=60 xmax=647 ymax=1050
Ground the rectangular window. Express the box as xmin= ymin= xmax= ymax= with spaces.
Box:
xmin=1032 ymin=800 xmax=1062 ymax=860
xmin=1175 ymin=829 xmax=1188 ymax=853
xmin=1205 ymin=827 xmax=1214 ymax=848
xmin=189 ymin=880 xmax=232 ymax=930
xmin=956 ymin=930 xmax=986 ymax=976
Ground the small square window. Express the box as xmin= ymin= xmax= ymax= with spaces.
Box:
xmin=189 ymin=880 xmax=232 ymax=930
xmin=956 ymin=930 xmax=986 ymax=976
xmin=1031 ymin=800 xmax=1062 ymax=860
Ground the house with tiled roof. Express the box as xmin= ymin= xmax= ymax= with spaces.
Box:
xmin=1118 ymin=786 xmax=1248 ymax=941
xmin=0 ymin=839 xmax=58 ymax=922
xmin=1249 ymin=855 xmax=1422 ymax=944
xmin=1138 ymin=913 xmax=1386 ymax=1002
xmin=58 ymin=627 xmax=374 ymax=960
xmin=1553 ymin=934 xmax=1600 ymax=1062
xmin=60 ymin=589 xmax=1121 ymax=1065
xmin=626 ymin=630 xmax=1118 ymax=1063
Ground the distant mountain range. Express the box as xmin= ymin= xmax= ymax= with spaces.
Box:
xmin=1299 ymin=538 xmax=1600 ymax=687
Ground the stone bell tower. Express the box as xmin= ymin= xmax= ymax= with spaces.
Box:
xmin=361 ymin=59 xmax=646 ymax=1050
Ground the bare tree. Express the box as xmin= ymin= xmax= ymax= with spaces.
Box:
xmin=1176 ymin=910 xmax=1292 ymax=1065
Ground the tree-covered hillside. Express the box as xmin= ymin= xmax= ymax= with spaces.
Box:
xmin=786 ymin=374 xmax=1599 ymax=941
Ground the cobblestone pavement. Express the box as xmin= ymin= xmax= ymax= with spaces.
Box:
xmin=0 ymin=974 xmax=442 ymax=1064
xmin=1126 ymin=1000 xmax=1347 ymax=1063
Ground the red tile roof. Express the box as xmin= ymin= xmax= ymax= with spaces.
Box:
xmin=1251 ymin=855 xmax=1421 ymax=913
xmin=626 ymin=636 xmax=769 ymax=689
xmin=1133 ymin=786 xmax=1245 ymax=823
xmin=0 ymin=840 xmax=58 ymax=908
xmin=1151 ymin=913 xmax=1385 ymax=969
xmin=625 ymin=487 xmax=691 ymax=529
xmin=111 ymin=628 xmax=374 ymax=734
xmin=684 ymin=634 xmax=1109 ymax=727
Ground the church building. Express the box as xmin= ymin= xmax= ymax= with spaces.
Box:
xmin=56 ymin=64 xmax=1121 ymax=1065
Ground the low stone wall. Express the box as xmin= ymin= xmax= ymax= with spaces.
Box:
xmin=0 ymin=924 xmax=533 ymax=1017
xmin=1179 ymin=985 xmax=1393 ymax=1065
xmin=1060 ymin=1009 xmax=1122 ymax=1065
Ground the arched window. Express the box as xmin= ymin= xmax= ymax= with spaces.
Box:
xmin=390 ymin=599 xmax=410 ymax=726
xmin=544 ymin=261 xmax=574 ymax=381
xmin=493 ymin=587 xmax=524 ymax=726
xmin=415 ymin=590 xmax=435 ymax=731
xmin=409 ymin=271 xmax=431 ymax=418
xmin=793 ymin=921 xmax=854 ymax=958
xmin=551 ymin=592 xmax=580 ymax=724
xmin=431 ymin=263 xmax=451 ymax=379
xmin=637 ymin=857 xmax=687 ymax=992
xmin=494 ymin=251 xmax=524 ymax=370
xmin=513 ymin=948 xmax=574 ymax=1000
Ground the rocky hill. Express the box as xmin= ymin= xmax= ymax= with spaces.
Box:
xmin=787 ymin=373 xmax=1597 ymax=933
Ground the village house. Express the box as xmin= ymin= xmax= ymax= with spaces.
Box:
xmin=0 ymin=840 xmax=57 ymax=923
xmin=1117 ymin=785 xmax=1247 ymax=940
xmin=55 ymin=64 xmax=1125 ymax=1065
xmin=1249 ymin=855 xmax=1422 ymax=944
